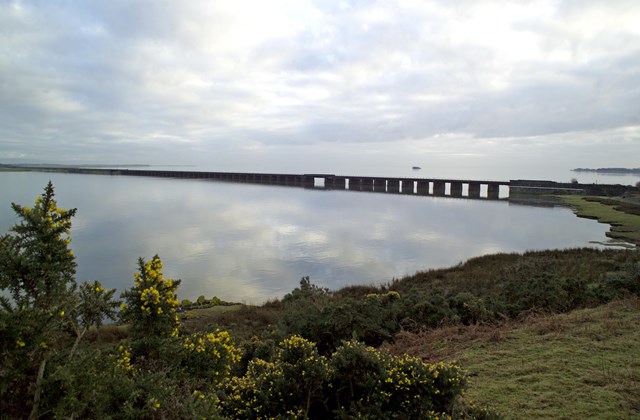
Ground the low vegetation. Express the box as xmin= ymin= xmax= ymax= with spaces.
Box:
xmin=560 ymin=193 xmax=640 ymax=245
xmin=384 ymin=297 xmax=640 ymax=418
xmin=2 ymin=182 xmax=639 ymax=418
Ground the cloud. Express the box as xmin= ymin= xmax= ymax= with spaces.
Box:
xmin=0 ymin=0 xmax=639 ymax=165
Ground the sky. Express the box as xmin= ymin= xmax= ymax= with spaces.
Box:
xmin=1 ymin=0 xmax=639 ymax=175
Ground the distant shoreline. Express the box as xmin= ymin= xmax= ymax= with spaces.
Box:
xmin=572 ymin=167 xmax=640 ymax=174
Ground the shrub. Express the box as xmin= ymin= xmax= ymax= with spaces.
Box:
xmin=218 ymin=337 xmax=469 ymax=419
xmin=448 ymin=292 xmax=494 ymax=325
xmin=180 ymin=329 xmax=241 ymax=382
xmin=605 ymin=262 xmax=640 ymax=295
xmin=398 ymin=287 xmax=456 ymax=329
xmin=329 ymin=340 xmax=467 ymax=418
xmin=219 ymin=335 xmax=329 ymax=418
xmin=120 ymin=255 xmax=181 ymax=340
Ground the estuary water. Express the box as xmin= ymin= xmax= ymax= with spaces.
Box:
xmin=0 ymin=170 xmax=626 ymax=303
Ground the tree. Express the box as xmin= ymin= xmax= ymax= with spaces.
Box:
xmin=68 ymin=280 xmax=119 ymax=360
xmin=0 ymin=181 xmax=77 ymax=310
xmin=0 ymin=181 xmax=77 ymax=418
xmin=0 ymin=182 xmax=119 ymax=418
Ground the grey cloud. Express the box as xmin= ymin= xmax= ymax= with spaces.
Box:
xmin=1 ymin=0 xmax=639 ymax=165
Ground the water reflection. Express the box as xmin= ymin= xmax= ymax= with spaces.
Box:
xmin=0 ymin=171 xmax=612 ymax=304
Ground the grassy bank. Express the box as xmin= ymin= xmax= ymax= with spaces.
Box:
xmin=385 ymin=297 xmax=640 ymax=419
xmin=560 ymin=194 xmax=640 ymax=245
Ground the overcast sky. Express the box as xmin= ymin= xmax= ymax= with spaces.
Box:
xmin=1 ymin=0 xmax=639 ymax=174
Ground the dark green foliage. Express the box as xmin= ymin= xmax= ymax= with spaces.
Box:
xmin=605 ymin=262 xmax=640 ymax=295
xmin=43 ymin=346 xmax=223 ymax=419
xmin=398 ymin=288 xmax=456 ymax=329
xmin=271 ymin=249 xmax=640 ymax=357
xmin=218 ymin=337 xmax=470 ymax=419
xmin=448 ymin=292 xmax=494 ymax=325
xmin=279 ymin=279 xmax=402 ymax=353
xmin=282 ymin=275 xmax=329 ymax=302
xmin=0 ymin=183 xmax=120 ymax=418
xmin=0 ymin=182 xmax=78 ymax=418
xmin=0 ymin=181 xmax=77 ymax=311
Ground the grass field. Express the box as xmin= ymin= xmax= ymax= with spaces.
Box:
xmin=560 ymin=194 xmax=640 ymax=245
xmin=385 ymin=298 xmax=640 ymax=419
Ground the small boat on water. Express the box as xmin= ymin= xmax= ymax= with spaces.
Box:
xmin=412 ymin=166 xmax=421 ymax=170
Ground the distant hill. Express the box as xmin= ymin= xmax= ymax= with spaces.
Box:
xmin=572 ymin=167 xmax=640 ymax=174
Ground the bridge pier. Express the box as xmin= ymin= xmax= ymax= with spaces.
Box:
xmin=324 ymin=176 xmax=334 ymax=189
xmin=388 ymin=179 xmax=400 ymax=193
xmin=333 ymin=177 xmax=346 ymax=189
xmin=468 ymin=182 xmax=481 ymax=198
xmin=303 ymin=176 xmax=314 ymax=188
xmin=401 ymin=179 xmax=414 ymax=194
xmin=450 ymin=182 xmax=463 ymax=197
xmin=433 ymin=181 xmax=446 ymax=196
xmin=487 ymin=184 xmax=500 ymax=199
xmin=417 ymin=181 xmax=429 ymax=195
xmin=373 ymin=179 xmax=386 ymax=192
xmin=360 ymin=178 xmax=374 ymax=191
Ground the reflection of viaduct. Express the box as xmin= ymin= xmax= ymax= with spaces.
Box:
xmin=84 ymin=169 xmax=510 ymax=199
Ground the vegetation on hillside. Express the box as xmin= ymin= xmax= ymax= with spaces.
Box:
xmin=384 ymin=297 xmax=640 ymax=418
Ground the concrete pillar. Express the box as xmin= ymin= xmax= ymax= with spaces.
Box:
xmin=361 ymin=178 xmax=374 ymax=191
xmin=433 ymin=181 xmax=446 ymax=196
xmin=324 ymin=177 xmax=334 ymax=189
xmin=401 ymin=179 xmax=414 ymax=194
xmin=488 ymin=184 xmax=500 ymax=199
xmin=387 ymin=179 xmax=400 ymax=193
xmin=450 ymin=182 xmax=463 ymax=197
xmin=416 ymin=181 xmax=429 ymax=195
xmin=468 ymin=182 xmax=481 ymax=198
xmin=373 ymin=179 xmax=386 ymax=192
xmin=303 ymin=176 xmax=314 ymax=188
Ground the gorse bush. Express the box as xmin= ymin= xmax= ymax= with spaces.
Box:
xmin=120 ymin=255 xmax=181 ymax=340
xmin=0 ymin=182 xmax=119 ymax=419
xmin=219 ymin=336 xmax=469 ymax=419
xmin=181 ymin=329 xmax=242 ymax=382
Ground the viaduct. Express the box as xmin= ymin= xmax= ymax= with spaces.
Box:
xmin=4 ymin=166 xmax=630 ymax=199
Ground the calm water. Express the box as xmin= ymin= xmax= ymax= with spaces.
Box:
xmin=0 ymin=170 xmax=621 ymax=303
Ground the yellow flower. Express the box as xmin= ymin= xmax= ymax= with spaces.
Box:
xmin=16 ymin=340 xmax=25 ymax=347
xmin=59 ymin=310 xmax=65 ymax=317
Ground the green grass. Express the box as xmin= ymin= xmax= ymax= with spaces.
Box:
xmin=385 ymin=298 xmax=640 ymax=419
xmin=181 ymin=304 xmax=243 ymax=319
xmin=559 ymin=195 xmax=640 ymax=245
